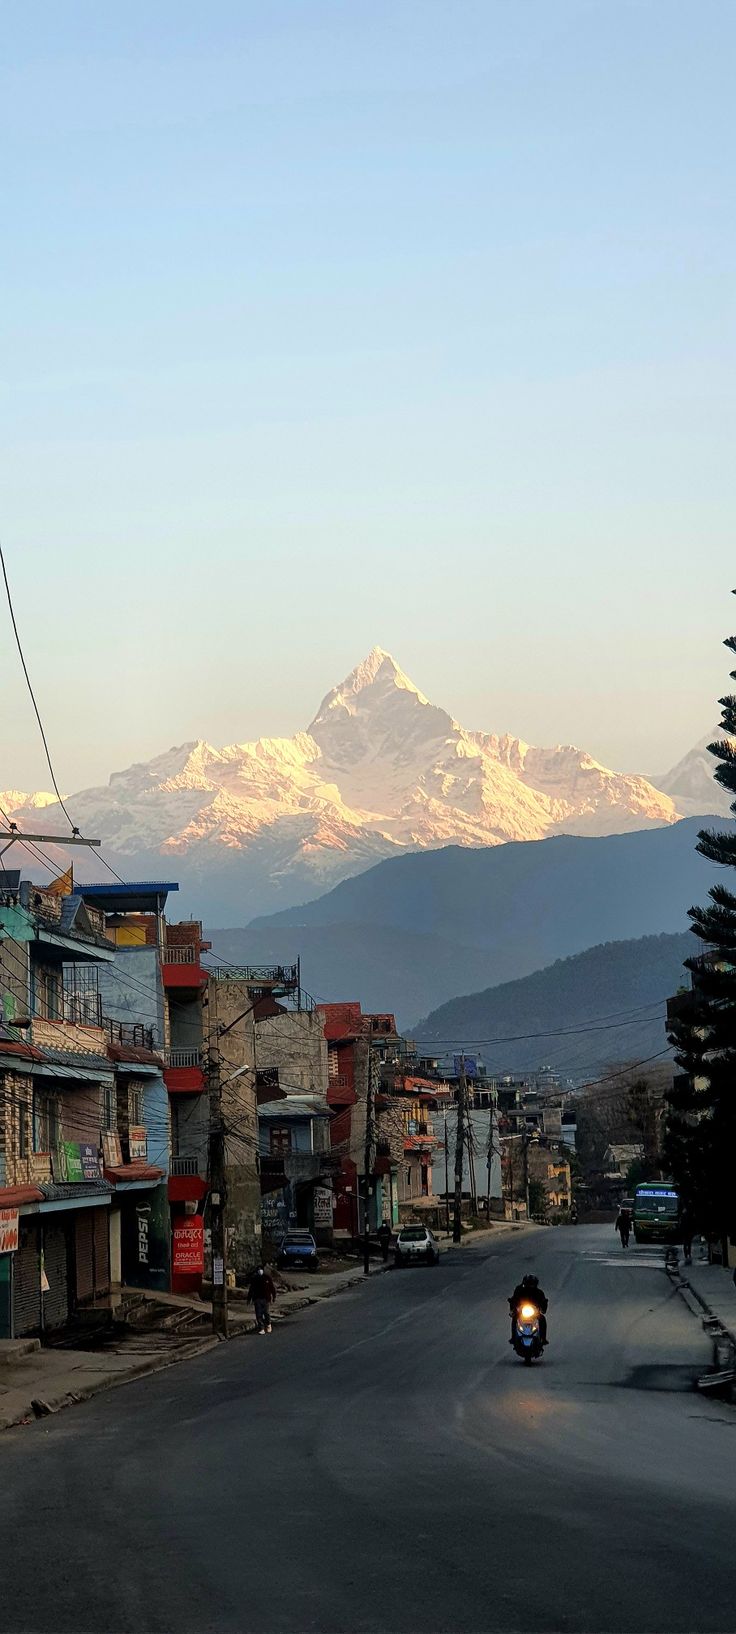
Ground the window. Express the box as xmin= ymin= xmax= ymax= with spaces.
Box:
xmin=103 ymin=1083 xmax=117 ymax=1132
xmin=406 ymin=1167 xmax=413 ymax=1192
xmin=34 ymin=966 xmax=61 ymax=1021
xmin=270 ymin=1127 xmax=291 ymax=1156
xmin=129 ymin=1083 xmax=144 ymax=1126
xmin=19 ymin=1102 xmax=28 ymax=1159
xmin=35 ymin=1092 xmax=60 ymax=1155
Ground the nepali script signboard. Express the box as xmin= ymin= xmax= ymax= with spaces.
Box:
xmin=172 ymin=1219 xmax=204 ymax=1275
xmin=0 ymin=1209 xmax=19 ymax=1253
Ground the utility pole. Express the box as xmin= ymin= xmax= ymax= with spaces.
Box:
xmin=207 ymin=1040 xmax=228 ymax=1338
xmin=363 ymin=1042 xmax=377 ymax=1275
xmin=453 ymin=1055 xmax=467 ymax=1243
xmin=523 ymin=1129 xmax=530 ymax=1221
xmin=444 ymin=1108 xmax=450 ymax=1234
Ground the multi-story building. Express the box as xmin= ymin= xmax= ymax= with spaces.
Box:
xmin=75 ymin=882 xmax=209 ymax=1291
xmin=259 ymin=1091 xmax=335 ymax=1247
xmin=0 ymin=870 xmax=167 ymax=1337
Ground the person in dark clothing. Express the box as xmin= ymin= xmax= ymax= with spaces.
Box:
xmin=247 ymin=1265 xmax=276 ymax=1334
xmin=680 ymin=1208 xmax=694 ymax=1264
xmin=615 ymin=1207 xmax=631 ymax=1248
xmin=377 ymin=1221 xmax=392 ymax=1263
xmin=509 ymin=1273 xmax=549 ymax=1345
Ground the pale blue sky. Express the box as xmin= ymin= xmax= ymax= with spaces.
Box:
xmin=1 ymin=1 xmax=733 ymax=792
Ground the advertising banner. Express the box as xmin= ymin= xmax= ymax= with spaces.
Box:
xmin=129 ymin=1126 xmax=148 ymax=1161
xmin=172 ymin=1218 xmax=204 ymax=1275
xmin=0 ymin=1208 xmax=19 ymax=1253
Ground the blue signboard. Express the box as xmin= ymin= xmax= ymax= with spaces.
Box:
xmin=454 ymin=1055 xmax=477 ymax=1079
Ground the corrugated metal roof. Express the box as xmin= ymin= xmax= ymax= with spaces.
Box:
xmin=40 ymin=1180 xmax=112 ymax=1202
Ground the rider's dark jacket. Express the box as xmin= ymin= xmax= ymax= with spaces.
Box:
xmin=509 ymin=1281 xmax=548 ymax=1314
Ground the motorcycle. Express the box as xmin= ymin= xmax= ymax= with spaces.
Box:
xmin=512 ymin=1301 xmax=544 ymax=1365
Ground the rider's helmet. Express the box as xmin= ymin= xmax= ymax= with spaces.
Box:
xmin=522 ymin=1273 xmax=539 ymax=1289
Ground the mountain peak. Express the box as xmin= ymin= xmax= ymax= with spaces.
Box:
xmin=343 ymin=646 xmax=427 ymax=700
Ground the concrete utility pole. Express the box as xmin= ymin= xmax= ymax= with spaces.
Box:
xmin=363 ymin=1043 xmax=377 ymax=1275
xmin=208 ymin=1041 xmax=228 ymax=1339
xmin=444 ymin=1109 xmax=450 ymax=1234
xmin=453 ymin=1056 xmax=467 ymax=1243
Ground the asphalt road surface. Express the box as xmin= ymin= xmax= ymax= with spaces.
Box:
xmin=0 ymin=1225 xmax=733 ymax=1634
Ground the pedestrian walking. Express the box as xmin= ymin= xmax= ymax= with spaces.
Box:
xmin=247 ymin=1264 xmax=276 ymax=1334
xmin=615 ymin=1206 xmax=632 ymax=1249
xmin=680 ymin=1207 xmax=694 ymax=1265
xmin=377 ymin=1220 xmax=392 ymax=1263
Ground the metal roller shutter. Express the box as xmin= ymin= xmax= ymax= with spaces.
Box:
xmin=42 ymin=1222 xmax=69 ymax=1332
xmin=75 ymin=1214 xmax=94 ymax=1305
xmin=93 ymin=1209 xmax=109 ymax=1297
xmin=12 ymin=1221 xmax=40 ymax=1337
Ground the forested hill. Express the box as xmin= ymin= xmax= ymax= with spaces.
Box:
xmin=415 ymin=931 xmax=693 ymax=1080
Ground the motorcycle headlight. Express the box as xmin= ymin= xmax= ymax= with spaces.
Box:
xmin=520 ymin=1303 xmax=538 ymax=1320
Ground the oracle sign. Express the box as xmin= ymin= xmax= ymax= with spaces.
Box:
xmin=172 ymin=1218 xmax=204 ymax=1275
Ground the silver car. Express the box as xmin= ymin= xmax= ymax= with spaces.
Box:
xmin=394 ymin=1225 xmax=440 ymax=1267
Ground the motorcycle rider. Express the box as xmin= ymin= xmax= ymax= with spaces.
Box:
xmin=509 ymin=1273 xmax=549 ymax=1346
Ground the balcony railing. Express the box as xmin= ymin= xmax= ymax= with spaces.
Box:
xmin=162 ymin=944 xmax=198 ymax=964
xmin=63 ymin=988 xmax=103 ymax=1028
xmin=207 ymin=962 xmax=298 ymax=986
xmin=107 ymin=1019 xmax=155 ymax=1051
xmin=170 ymin=1155 xmax=204 ymax=1177
xmin=164 ymin=1048 xmax=203 ymax=1069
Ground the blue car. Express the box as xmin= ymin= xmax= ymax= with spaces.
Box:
xmin=278 ymin=1231 xmax=319 ymax=1272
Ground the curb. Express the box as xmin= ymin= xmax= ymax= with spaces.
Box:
xmin=667 ymin=1262 xmax=736 ymax=1387
xmin=0 ymin=1334 xmax=220 ymax=1434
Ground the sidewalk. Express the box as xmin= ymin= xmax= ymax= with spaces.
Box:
xmin=669 ymin=1249 xmax=736 ymax=1349
xmin=0 ymin=1261 xmax=391 ymax=1431
xmin=0 ymin=1328 xmax=217 ymax=1433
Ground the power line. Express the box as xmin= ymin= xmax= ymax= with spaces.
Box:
xmin=0 ymin=543 xmax=77 ymax=831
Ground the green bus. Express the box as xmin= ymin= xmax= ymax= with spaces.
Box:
xmin=633 ymin=1182 xmax=680 ymax=1244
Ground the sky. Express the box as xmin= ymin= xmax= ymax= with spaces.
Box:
xmin=1 ymin=0 xmax=734 ymax=794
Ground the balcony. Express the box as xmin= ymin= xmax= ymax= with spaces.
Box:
xmin=168 ymin=1152 xmax=207 ymax=1204
xmin=106 ymin=1019 xmax=155 ymax=1051
xmin=170 ymin=1155 xmax=204 ymax=1177
xmin=163 ymin=1047 xmax=206 ymax=1095
xmin=162 ymin=943 xmax=207 ymax=991
xmin=208 ymin=962 xmax=298 ymax=987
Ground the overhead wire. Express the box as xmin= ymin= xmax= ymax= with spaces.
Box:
xmin=0 ymin=543 xmax=77 ymax=831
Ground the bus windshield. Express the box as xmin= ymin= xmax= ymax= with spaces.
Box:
xmin=634 ymin=1186 xmax=678 ymax=1219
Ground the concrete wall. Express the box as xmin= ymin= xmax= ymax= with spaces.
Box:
xmin=98 ymin=947 xmax=165 ymax=1047
xmin=255 ymin=1008 xmax=328 ymax=1094
xmin=207 ymin=977 xmax=260 ymax=1277
xmin=142 ymin=1072 xmax=170 ymax=1177
xmin=0 ymin=930 xmax=30 ymax=1021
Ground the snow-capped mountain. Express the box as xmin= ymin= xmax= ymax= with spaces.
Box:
xmin=0 ymin=790 xmax=61 ymax=816
xmin=5 ymin=648 xmax=687 ymax=920
xmin=652 ymin=733 xmax=734 ymax=820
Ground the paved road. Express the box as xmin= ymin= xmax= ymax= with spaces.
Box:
xmin=0 ymin=1225 xmax=733 ymax=1634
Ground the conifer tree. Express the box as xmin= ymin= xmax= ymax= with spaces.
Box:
xmin=666 ymin=602 xmax=736 ymax=1252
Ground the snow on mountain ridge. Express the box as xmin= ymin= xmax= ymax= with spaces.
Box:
xmin=5 ymin=649 xmax=690 ymax=914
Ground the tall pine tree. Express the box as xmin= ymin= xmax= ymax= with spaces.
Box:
xmin=666 ymin=605 xmax=736 ymax=1254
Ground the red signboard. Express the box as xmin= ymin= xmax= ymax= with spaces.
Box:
xmin=0 ymin=1208 xmax=19 ymax=1254
xmin=172 ymin=1218 xmax=204 ymax=1274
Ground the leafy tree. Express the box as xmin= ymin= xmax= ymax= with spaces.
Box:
xmin=528 ymin=1180 xmax=548 ymax=1221
xmin=666 ymin=607 xmax=736 ymax=1254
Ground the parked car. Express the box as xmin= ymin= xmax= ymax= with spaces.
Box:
xmin=394 ymin=1225 xmax=440 ymax=1267
xmin=278 ymin=1231 xmax=319 ymax=1272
